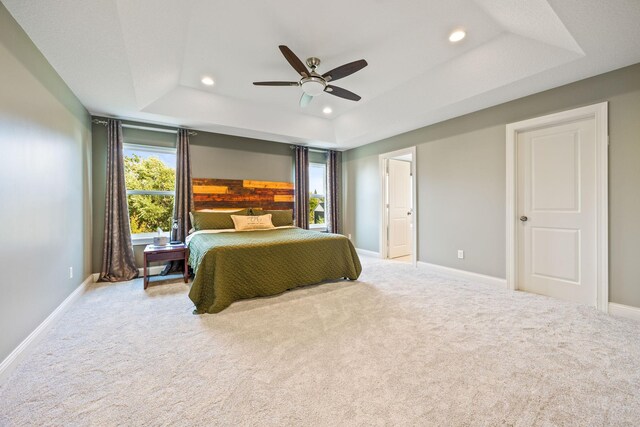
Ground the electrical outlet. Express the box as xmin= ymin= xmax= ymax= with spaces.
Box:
xmin=457 ymin=250 xmax=464 ymax=259
xmin=348 ymin=234 xmax=352 ymax=240
xmin=69 ymin=267 xmax=73 ymax=279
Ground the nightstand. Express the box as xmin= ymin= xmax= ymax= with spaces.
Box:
xmin=143 ymin=243 xmax=189 ymax=289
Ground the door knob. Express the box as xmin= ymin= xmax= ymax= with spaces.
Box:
xmin=407 ymin=211 xmax=412 ymax=216
xmin=520 ymin=216 xmax=528 ymax=222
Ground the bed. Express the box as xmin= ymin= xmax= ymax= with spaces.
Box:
xmin=186 ymin=227 xmax=362 ymax=313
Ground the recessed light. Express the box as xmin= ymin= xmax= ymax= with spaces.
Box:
xmin=322 ymin=107 xmax=333 ymax=115
xmin=201 ymin=76 xmax=215 ymax=86
xmin=449 ymin=30 xmax=466 ymax=43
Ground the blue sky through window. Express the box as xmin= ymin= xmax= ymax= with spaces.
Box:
xmin=309 ymin=163 xmax=326 ymax=196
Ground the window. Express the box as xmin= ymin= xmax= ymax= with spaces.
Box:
xmin=123 ymin=144 xmax=176 ymax=241
xmin=309 ymin=162 xmax=327 ymax=230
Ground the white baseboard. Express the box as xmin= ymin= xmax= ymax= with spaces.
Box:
xmin=608 ymin=303 xmax=640 ymax=322
xmin=138 ymin=266 xmax=165 ymax=277
xmin=92 ymin=266 xmax=165 ymax=283
xmin=0 ymin=275 xmax=92 ymax=385
xmin=356 ymin=248 xmax=380 ymax=258
xmin=418 ymin=262 xmax=507 ymax=288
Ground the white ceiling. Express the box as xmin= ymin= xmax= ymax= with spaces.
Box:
xmin=5 ymin=0 xmax=640 ymax=150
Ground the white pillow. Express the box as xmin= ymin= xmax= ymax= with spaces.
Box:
xmin=231 ymin=214 xmax=275 ymax=231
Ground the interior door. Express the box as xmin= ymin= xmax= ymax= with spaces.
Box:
xmin=388 ymin=159 xmax=412 ymax=258
xmin=517 ymin=117 xmax=597 ymax=305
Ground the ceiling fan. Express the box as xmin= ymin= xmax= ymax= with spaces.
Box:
xmin=253 ymin=45 xmax=368 ymax=107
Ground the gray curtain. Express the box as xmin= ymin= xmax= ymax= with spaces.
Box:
xmin=294 ymin=146 xmax=309 ymax=229
xmin=162 ymin=129 xmax=193 ymax=275
xmin=99 ymin=119 xmax=138 ymax=282
xmin=326 ymin=150 xmax=342 ymax=234
xmin=172 ymin=129 xmax=193 ymax=243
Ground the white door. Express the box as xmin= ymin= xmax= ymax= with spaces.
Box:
xmin=517 ymin=117 xmax=597 ymax=305
xmin=388 ymin=159 xmax=412 ymax=258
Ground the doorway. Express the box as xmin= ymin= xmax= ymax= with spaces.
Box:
xmin=380 ymin=147 xmax=417 ymax=266
xmin=506 ymin=103 xmax=608 ymax=311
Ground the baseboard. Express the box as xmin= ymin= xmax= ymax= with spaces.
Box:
xmin=418 ymin=262 xmax=507 ymax=288
xmin=92 ymin=266 xmax=165 ymax=282
xmin=0 ymin=275 xmax=92 ymax=385
xmin=356 ymin=248 xmax=380 ymax=258
xmin=608 ymin=303 xmax=640 ymax=322
xmin=139 ymin=266 xmax=165 ymax=276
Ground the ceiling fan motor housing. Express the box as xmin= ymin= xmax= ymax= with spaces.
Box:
xmin=306 ymin=57 xmax=321 ymax=69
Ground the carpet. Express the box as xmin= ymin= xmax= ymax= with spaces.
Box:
xmin=1 ymin=256 xmax=639 ymax=426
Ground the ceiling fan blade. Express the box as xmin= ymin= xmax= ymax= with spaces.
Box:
xmin=324 ymin=85 xmax=361 ymax=101
xmin=279 ymin=45 xmax=309 ymax=77
xmin=300 ymin=92 xmax=313 ymax=108
xmin=253 ymin=81 xmax=300 ymax=86
xmin=322 ymin=59 xmax=368 ymax=82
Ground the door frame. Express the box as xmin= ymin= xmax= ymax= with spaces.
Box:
xmin=379 ymin=146 xmax=417 ymax=266
xmin=505 ymin=102 xmax=609 ymax=312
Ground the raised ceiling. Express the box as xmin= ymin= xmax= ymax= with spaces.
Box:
xmin=5 ymin=0 xmax=640 ymax=149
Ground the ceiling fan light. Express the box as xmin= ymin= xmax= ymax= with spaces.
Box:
xmin=301 ymin=77 xmax=326 ymax=96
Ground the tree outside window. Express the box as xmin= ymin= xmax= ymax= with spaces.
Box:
xmin=309 ymin=162 xmax=326 ymax=228
xmin=123 ymin=144 xmax=176 ymax=238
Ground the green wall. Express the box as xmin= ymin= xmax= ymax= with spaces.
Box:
xmin=91 ymin=120 xmax=294 ymax=271
xmin=0 ymin=3 xmax=92 ymax=363
xmin=344 ymin=63 xmax=640 ymax=308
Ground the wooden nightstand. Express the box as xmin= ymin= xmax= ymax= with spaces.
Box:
xmin=143 ymin=243 xmax=189 ymax=289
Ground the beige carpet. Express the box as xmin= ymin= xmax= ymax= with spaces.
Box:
xmin=1 ymin=256 xmax=640 ymax=426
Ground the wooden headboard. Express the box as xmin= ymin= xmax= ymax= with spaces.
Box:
xmin=192 ymin=178 xmax=294 ymax=211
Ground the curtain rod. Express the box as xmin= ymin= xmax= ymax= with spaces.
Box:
xmin=290 ymin=145 xmax=331 ymax=153
xmin=92 ymin=119 xmax=197 ymax=136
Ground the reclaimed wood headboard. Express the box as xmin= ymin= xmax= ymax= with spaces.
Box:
xmin=192 ymin=178 xmax=294 ymax=211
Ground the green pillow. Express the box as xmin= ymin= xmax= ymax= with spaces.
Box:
xmin=191 ymin=209 xmax=249 ymax=230
xmin=261 ymin=209 xmax=293 ymax=227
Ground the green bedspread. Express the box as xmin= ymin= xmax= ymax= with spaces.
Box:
xmin=188 ymin=228 xmax=362 ymax=313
